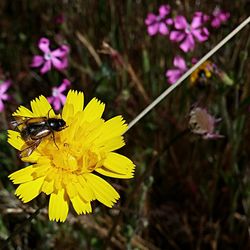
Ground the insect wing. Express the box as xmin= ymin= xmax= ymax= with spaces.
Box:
xmin=11 ymin=116 xmax=28 ymax=130
xmin=25 ymin=124 xmax=51 ymax=140
xmin=19 ymin=139 xmax=42 ymax=158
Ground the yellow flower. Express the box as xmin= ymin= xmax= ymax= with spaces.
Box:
xmin=8 ymin=90 xmax=135 ymax=222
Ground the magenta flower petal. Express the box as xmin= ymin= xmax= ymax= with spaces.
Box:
xmin=166 ymin=69 xmax=182 ymax=84
xmin=52 ymin=98 xmax=61 ymax=111
xmin=40 ymin=61 xmax=52 ymax=74
xmin=51 ymin=57 xmax=65 ymax=70
xmin=174 ymin=16 xmax=188 ymax=29
xmin=47 ymin=96 xmax=53 ymax=103
xmin=147 ymin=23 xmax=159 ymax=36
xmin=170 ymin=31 xmax=185 ymax=42
xmin=192 ymin=28 xmax=209 ymax=42
xmin=166 ymin=18 xmax=173 ymax=25
xmin=220 ymin=12 xmax=230 ymax=22
xmin=159 ymin=23 xmax=169 ymax=35
xmin=191 ymin=12 xmax=209 ymax=28
xmin=59 ymin=57 xmax=68 ymax=69
xmin=159 ymin=5 xmax=170 ymax=17
xmin=38 ymin=38 xmax=50 ymax=53
xmin=58 ymin=79 xmax=71 ymax=92
xmin=1 ymin=93 xmax=9 ymax=101
xmin=51 ymin=45 xmax=70 ymax=57
xmin=173 ymin=56 xmax=187 ymax=70
xmin=57 ymin=93 xmax=66 ymax=104
xmin=145 ymin=13 xmax=156 ymax=25
xmin=211 ymin=18 xmax=221 ymax=28
xmin=180 ymin=34 xmax=195 ymax=52
xmin=0 ymin=99 xmax=4 ymax=112
xmin=0 ymin=80 xmax=11 ymax=94
xmin=31 ymin=55 xmax=44 ymax=67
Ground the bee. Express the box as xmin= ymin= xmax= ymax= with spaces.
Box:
xmin=190 ymin=61 xmax=216 ymax=88
xmin=11 ymin=116 xmax=66 ymax=158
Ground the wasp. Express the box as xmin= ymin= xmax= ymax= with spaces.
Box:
xmin=11 ymin=116 xmax=66 ymax=158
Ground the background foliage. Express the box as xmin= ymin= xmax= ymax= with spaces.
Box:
xmin=0 ymin=0 xmax=249 ymax=249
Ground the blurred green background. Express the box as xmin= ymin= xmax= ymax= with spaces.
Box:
xmin=0 ymin=0 xmax=250 ymax=249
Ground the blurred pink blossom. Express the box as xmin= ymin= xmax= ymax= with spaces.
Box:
xmin=211 ymin=8 xmax=230 ymax=28
xmin=165 ymin=56 xmax=187 ymax=84
xmin=145 ymin=5 xmax=173 ymax=36
xmin=189 ymin=107 xmax=223 ymax=140
xmin=31 ymin=37 xmax=69 ymax=74
xmin=47 ymin=79 xmax=71 ymax=110
xmin=170 ymin=12 xmax=209 ymax=52
xmin=0 ymin=80 xmax=11 ymax=112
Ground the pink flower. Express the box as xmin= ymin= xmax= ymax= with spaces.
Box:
xmin=211 ymin=8 xmax=230 ymax=28
xmin=0 ymin=80 xmax=11 ymax=112
xmin=47 ymin=79 xmax=71 ymax=111
xmin=165 ymin=56 xmax=187 ymax=84
xmin=31 ymin=37 xmax=69 ymax=74
xmin=145 ymin=5 xmax=173 ymax=36
xmin=170 ymin=12 xmax=209 ymax=52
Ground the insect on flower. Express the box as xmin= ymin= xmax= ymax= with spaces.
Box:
xmin=190 ymin=60 xmax=216 ymax=88
xmin=8 ymin=91 xmax=135 ymax=222
xmin=11 ymin=114 xmax=66 ymax=158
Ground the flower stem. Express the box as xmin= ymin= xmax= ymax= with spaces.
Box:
xmin=127 ymin=16 xmax=250 ymax=132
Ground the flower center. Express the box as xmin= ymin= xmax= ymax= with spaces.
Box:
xmin=156 ymin=15 xmax=163 ymax=22
xmin=52 ymin=87 xmax=59 ymax=97
xmin=46 ymin=140 xmax=103 ymax=175
xmin=44 ymin=52 xmax=52 ymax=61
xmin=185 ymin=25 xmax=191 ymax=34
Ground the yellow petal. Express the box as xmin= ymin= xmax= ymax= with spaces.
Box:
xmin=30 ymin=95 xmax=54 ymax=117
xmin=62 ymin=90 xmax=84 ymax=121
xmin=15 ymin=176 xmax=45 ymax=203
xmin=76 ymin=175 xmax=95 ymax=201
xmin=7 ymin=130 xmax=25 ymax=150
xmin=22 ymin=151 xmax=44 ymax=163
xmin=41 ymin=178 xmax=54 ymax=195
xmin=84 ymin=173 xmax=120 ymax=207
xmin=12 ymin=105 xmax=34 ymax=117
xmin=95 ymin=116 xmax=127 ymax=144
xmin=49 ymin=189 xmax=69 ymax=222
xmin=65 ymin=176 xmax=77 ymax=199
xmin=9 ymin=164 xmax=49 ymax=184
xmin=99 ymin=136 xmax=125 ymax=151
xmin=71 ymin=195 xmax=92 ymax=215
xmin=83 ymin=98 xmax=105 ymax=122
xmin=102 ymin=152 xmax=135 ymax=177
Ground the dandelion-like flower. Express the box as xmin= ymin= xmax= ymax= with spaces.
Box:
xmin=0 ymin=79 xmax=11 ymax=112
xmin=145 ymin=5 xmax=173 ymax=36
xmin=170 ymin=12 xmax=209 ymax=52
xmin=165 ymin=56 xmax=187 ymax=84
xmin=47 ymin=79 xmax=71 ymax=111
xmin=31 ymin=37 xmax=69 ymax=74
xmin=8 ymin=90 xmax=135 ymax=222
